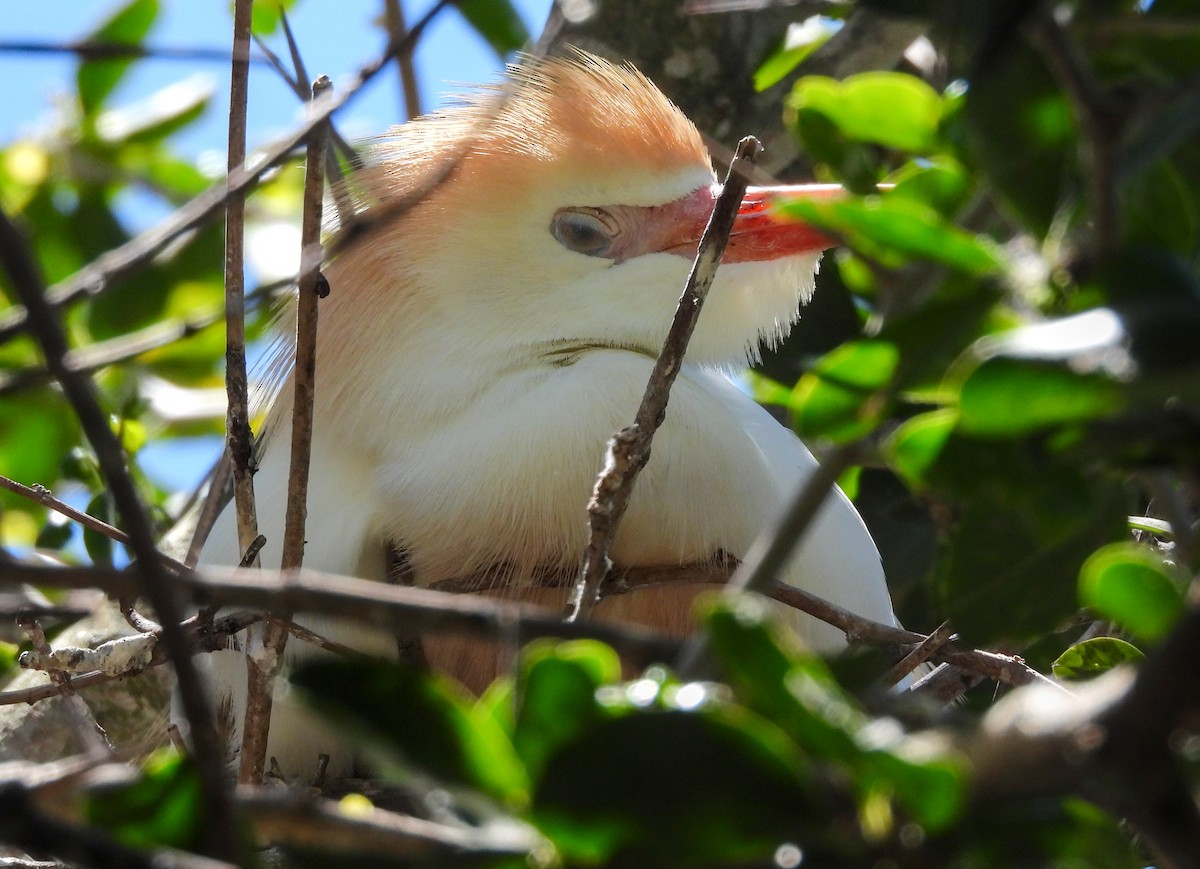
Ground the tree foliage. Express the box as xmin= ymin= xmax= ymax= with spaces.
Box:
xmin=1 ymin=0 xmax=1198 ymax=867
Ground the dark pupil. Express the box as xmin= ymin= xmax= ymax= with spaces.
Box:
xmin=552 ymin=210 xmax=613 ymax=257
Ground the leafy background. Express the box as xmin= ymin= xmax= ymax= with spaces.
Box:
xmin=1 ymin=0 xmax=1198 ymax=866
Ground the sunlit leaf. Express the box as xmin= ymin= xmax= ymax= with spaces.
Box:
xmin=790 ymin=340 xmax=899 ymax=441
xmin=86 ymin=750 xmax=204 ymax=851
xmin=249 ymin=0 xmax=297 ymax=37
xmin=777 ymin=196 xmax=1002 ymax=275
xmin=958 ymin=358 xmax=1124 ymax=437
xmin=1079 ymin=543 xmax=1184 ymax=642
xmin=293 ymin=660 xmax=528 ymax=804
xmin=454 ymin=0 xmax=529 ymax=57
xmin=1052 ymin=637 xmax=1145 ymax=680
xmin=77 ymin=0 xmax=160 ymax=118
xmin=789 ymin=73 xmax=943 ymax=153
xmin=884 ymin=409 xmax=957 ymax=489
xmin=514 ymin=640 xmax=620 ymax=781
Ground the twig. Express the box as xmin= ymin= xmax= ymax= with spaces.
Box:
xmin=15 ymin=615 xmax=112 ymax=758
xmin=0 ymin=610 xmax=262 ymax=707
xmin=0 ymin=0 xmax=454 ymax=346
xmin=883 ymin=620 xmax=953 ymax=687
xmin=566 ymin=136 xmax=765 ymax=622
xmin=239 ymin=74 xmax=332 ymax=786
xmin=225 ymin=0 xmax=261 ymax=575
xmin=0 ymin=39 xmax=269 ymax=65
xmin=384 ymin=0 xmax=424 ymax=120
xmin=0 ymin=475 xmax=130 ymax=545
xmin=2 ymin=563 xmax=683 ymax=671
xmin=0 ymin=211 xmax=241 ymax=863
xmin=1032 ymin=9 xmax=1123 ymax=260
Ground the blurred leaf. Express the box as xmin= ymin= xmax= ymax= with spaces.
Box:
xmin=885 ymin=409 xmax=958 ymax=489
xmin=778 ymin=196 xmax=1002 ymax=275
xmin=959 ymin=357 xmax=1125 ymax=437
xmin=249 ymin=0 xmax=297 ymax=36
xmin=755 ymin=38 xmax=826 ymax=92
xmin=77 ymin=0 xmax=160 ymax=118
xmin=1052 ymin=637 xmax=1145 ymax=680
xmin=789 ymin=73 xmax=943 ymax=153
xmin=514 ymin=640 xmax=620 ymax=782
xmin=82 ymin=491 xmax=115 ymax=567
xmin=790 ymin=339 xmax=899 ymax=441
xmin=35 ymin=519 xmax=74 ymax=552
xmin=1123 ymin=159 xmax=1198 ymax=255
xmin=0 ymin=392 xmax=81 ymax=493
xmin=533 ymin=705 xmax=810 ymax=864
xmin=0 ymin=642 xmax=17 ymax=682
xmin=86 ymin=750 xmax=204 ymax=851
xmin=97 ymin=76 xmax=212 ymax=145
xmin=1079 ymin=543 xmax=1185 ymax=642
xmin=454 ymin=0 xmax=529 ymax=57
xmin=292 ymin=660 xmax=527 ymax=804
xmin=887 ymin=159 xmax=973 ymax=217
xmin=965 ymin=43 xmax=1076 ymax=236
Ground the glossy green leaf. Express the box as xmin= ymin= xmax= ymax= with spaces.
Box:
xmin=888 ymin=159 xmax=972 ymax=217
xmin=533 ymin=706 xmax=810 ymax=864
xmin=789 ymin=73 xmax=943 ymax=153
xmin=77 ymin=0 xmax=160 ymax=117
xmin=791 ymin=340 xmax=899 ymax=441
xmin=86 ymin=750 xmax=204 ymax=851
xmin=514 ymin=640 xmax=619 ymax=781
xmin=885 ymin=409 xmax=957 ymax=489
xmin=778 ymin=196 xmax=1002 ymax=275
xmin=454 ymin=0 xmax=529 ymax=57
xmin=249 ymin=0 xmax=297 ymax=36
xmin=1052 ymin=637 xmax=1145 ymax=681
xmin=1079 ymin=544 xmax=1185 ymax=642
xmin=97 ymin=77 xmax=211 ymax=145
xmin=958 ymin=357 xmax=1124 ymax=437
xmin=755 ymin=41 xmax=825 ymax=92
xmin=292 ymin=660 xmax=528 ymax=804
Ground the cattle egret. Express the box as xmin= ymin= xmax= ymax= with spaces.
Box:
xmin=200 ymin=51 xmax=901 ymax=782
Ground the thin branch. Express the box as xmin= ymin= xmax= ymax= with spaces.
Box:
xmin=0 ymin=39 xmax=269 ymax=65
xmin=0 ymin=211 xmax=241 ymax=863
xmin=883 ymin=620 xmax=953 ymax=687
xmin=2 ymin=563 xmax=683 ymax=671
xmin=0 ymin=610 xmax=262 ymax=707
xmin=384 ymin=0 xmax=424 ymax=119
xmin=566 ymin=136 xmax=765 ymax=622
xmin=15 ymin=615 xmax=112 ymax=758
xmin=239 ymin=74 xmax=333 ymax=786
xmin=0 ymin=474 xmax=131 ymax=546
xmin=225 ymin=0 xmax=261 ymax=575
xmin=1032 ymin=9 xmax=1123 ymax=259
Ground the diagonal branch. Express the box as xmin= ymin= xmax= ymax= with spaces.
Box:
xmin=566 ymin=136 xmax=765 ymax=622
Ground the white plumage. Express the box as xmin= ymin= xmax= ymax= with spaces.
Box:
xmin=200 ymin=51 xmax=899 ymax=782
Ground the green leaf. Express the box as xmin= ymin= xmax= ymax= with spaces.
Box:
xmin=514 ymin=640 xmax=620 ymax=781
xmin=77 ymin=0 xmax=160 ymax=118
xmin=884 ymin=409 xmax=958 ymax=489
xmin=1052 ymin=637 xmax=1145 ymax=681
xmin=292 ymin=660 xmax=528 ymax=804
xmin=777 ymin=195 xmax=1002 ymax=275
xmin=97 ymin=77 xmax=211 ymax=145
xmin=887 ymin=159 xmax=973 ymax=218
xmin=249 ymin=0 xmax=297 ymax=37
xmin=1079 ymin=544 xmax=1185 ymax=642
xmin=958 ymin=357 xmax=1125 ymax=437
xmin=533 ymin=706 xmax=810 ymax=864
xmin=454 ymin=0 xmax=529 ymax=57
xmin=82 ymin=492 xmax=115 ymax=567
xmin=790 ymin=339 xmax=899 ymax=441
xmin=0 ymin=392 xmax=80 ymax=494
xmin=789 ymin=73 xmax=944 ymax=153
xmin=86 ymin=750 xmax=205 ymax=852
xmin=755 ymin=40 xmax=825 ymax=92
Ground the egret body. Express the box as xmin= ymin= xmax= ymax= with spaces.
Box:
xmin=201 ymin=52 xmax=900 ymax=782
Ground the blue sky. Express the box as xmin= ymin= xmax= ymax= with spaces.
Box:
xmin=2 ymin=1 xmax=553 ymax=494
xmin=3 ymin=0 xmax=554 ymax=159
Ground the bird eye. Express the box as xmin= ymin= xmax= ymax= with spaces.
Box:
xmin=550 ymin=208 xmax=618 ymax=258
